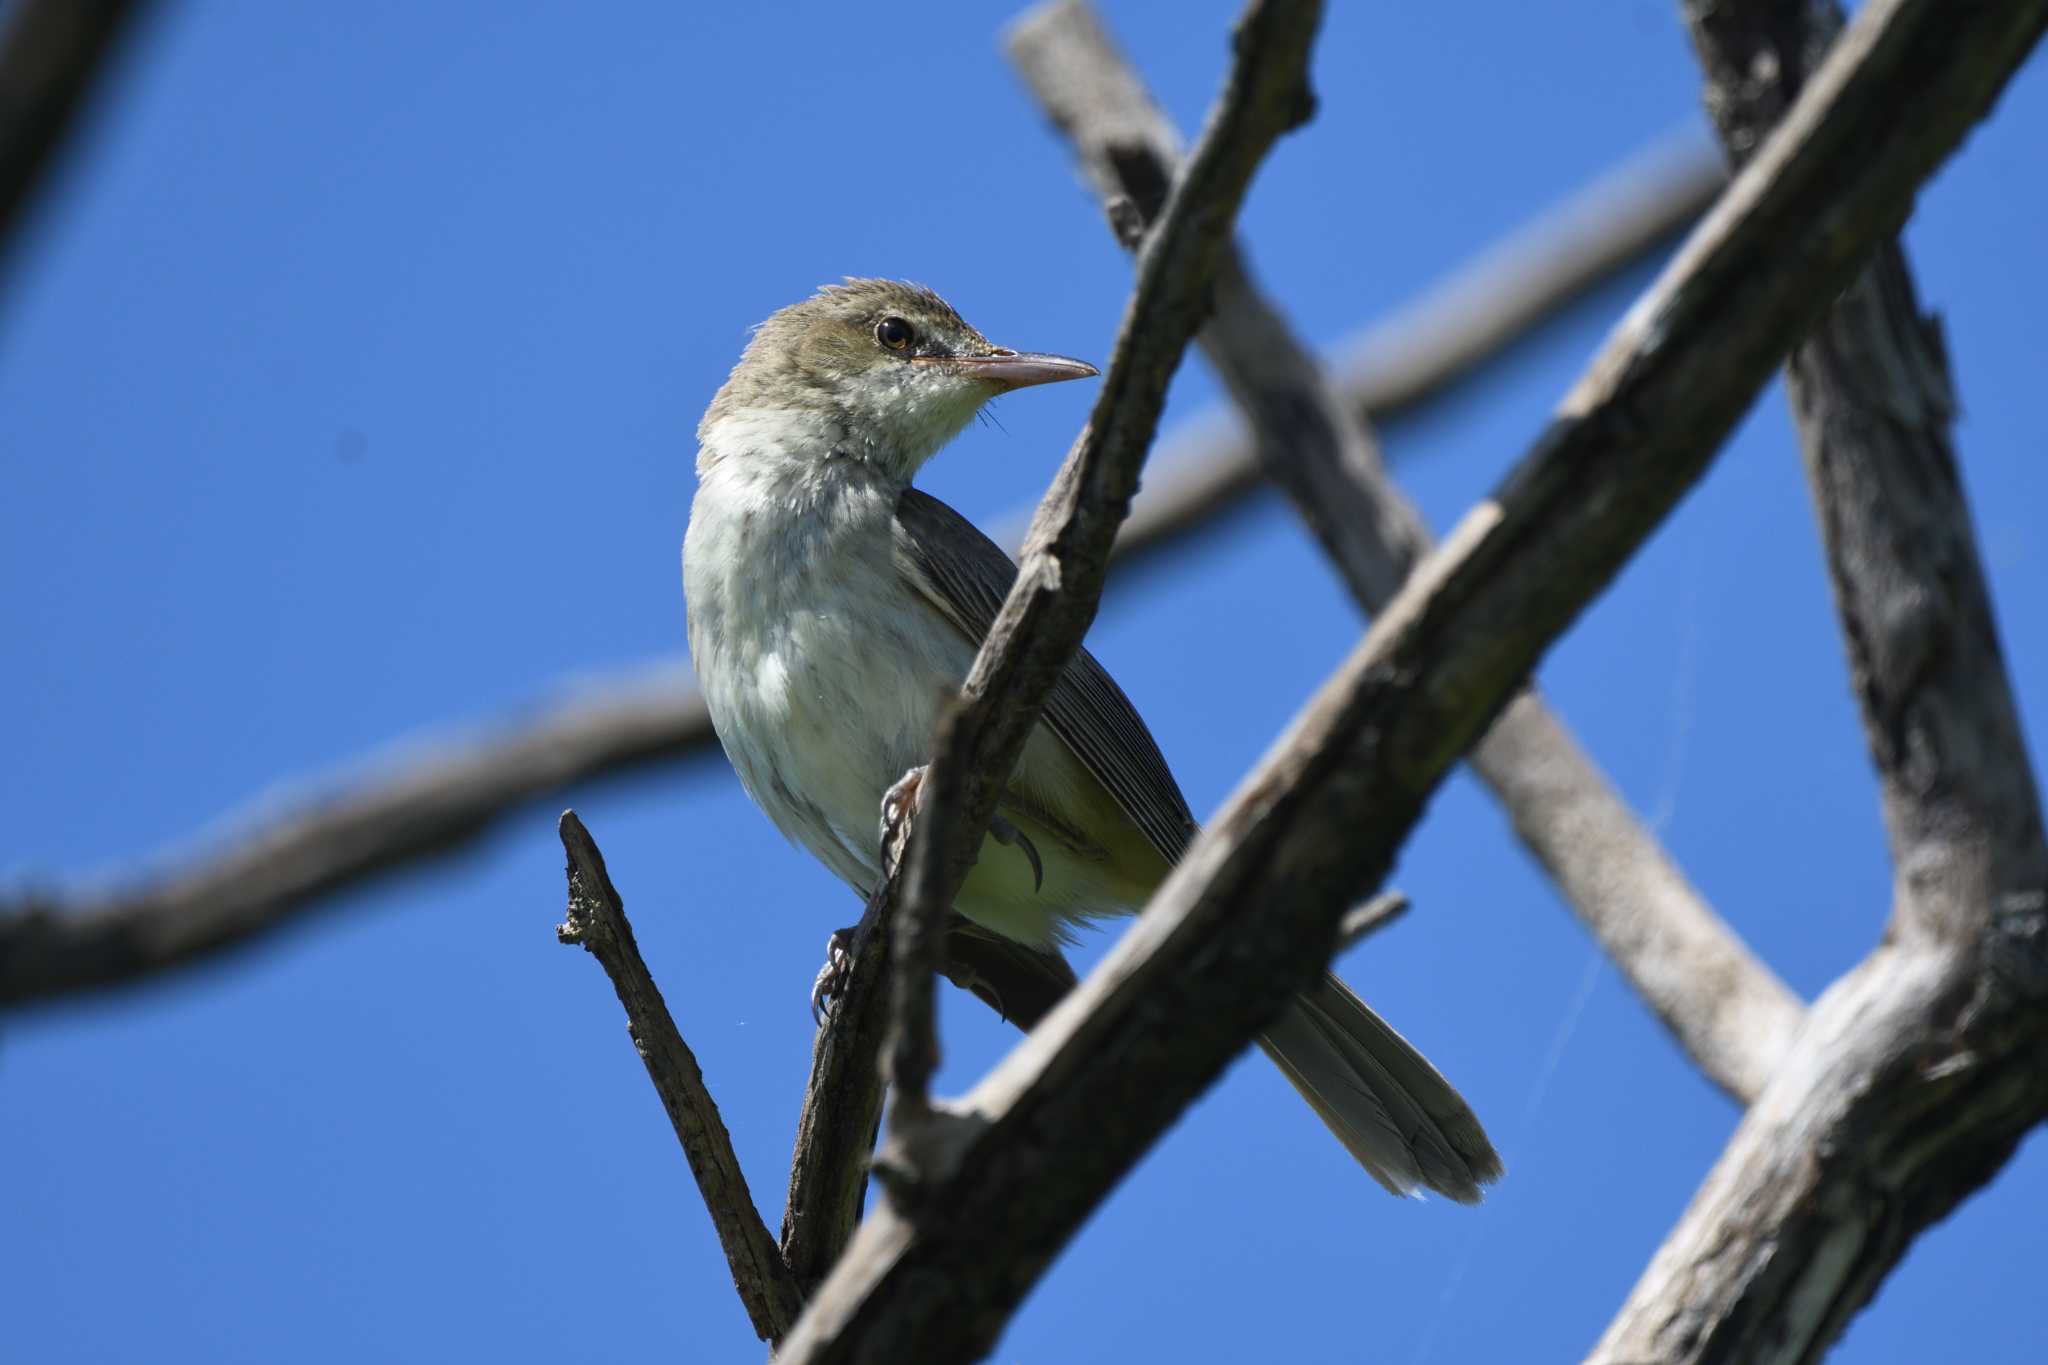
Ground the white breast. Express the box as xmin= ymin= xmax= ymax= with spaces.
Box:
xmin=683 ymin=412 xmax=971 ymax=893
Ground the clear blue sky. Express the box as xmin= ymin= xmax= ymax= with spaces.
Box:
xmin=4 ymin=3 xmax=2044 ymax=1361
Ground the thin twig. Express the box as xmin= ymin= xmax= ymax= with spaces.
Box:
xmin=1337 ymin=890 xmax=1408 ymax=950
xmin=1588 ymin=2 xmax=2048 ymax=1359
xmin=774 ymin=0 xmax=2044 ymax=1355
xmin=1009 ymin=0 xmax=1801 ymax=1104
xmin=0 ymin=132 xmax=1719 ymax=1011
xmin=555 ymin=811 xmax=803 ymax=1344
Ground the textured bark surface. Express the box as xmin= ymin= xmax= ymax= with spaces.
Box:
xmin=777 ymin=890 xmax=892 ymax=1299
xmin=1588 ymin=2 xmax=2048 ymax=1361
xmin=776 ymin=907 xmax=1080 ymax=1297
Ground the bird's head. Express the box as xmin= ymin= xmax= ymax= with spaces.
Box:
xmin=699 ymin=279 xmax=1098 ymax=480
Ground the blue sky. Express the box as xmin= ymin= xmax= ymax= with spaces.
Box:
xmin=3 ymin=3 xmax=2044 ymax=1361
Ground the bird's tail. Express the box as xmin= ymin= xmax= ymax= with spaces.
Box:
xmin=1258 ymin=973 xmax=1503 ymax=1202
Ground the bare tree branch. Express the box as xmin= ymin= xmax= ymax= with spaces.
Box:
xmin=777 ymin=868 xmax=894 ymax=1298
xmin=1588 ymin=2 xmax=2048 ymax=1360
xmin=993 ymin=124 xmax=1726 ymax=559
xmin=1686 ymin=0 xmax=2045 ymax=901
xmin=1009 ymin=0 xmax=1801 ymax=1105
xmin=1337 ymin=888 xmax=1409 ymax=949
xmin=780 ymin=875 xmax=1410 ymax=1301
xmin=783 ymin=0 xmax=1331 ymax=1349
xmin=865 ymin=0 xmax=1325 ymax=1187
xmin=881 ymin=761 xmax=950 ymax=1148
xmin=776 ymin=0 xmax=2043 ymax=1357
xmin=0 ymin=133 xmax=1719 ymax=1012
xmin=554 ymin=811 xmax=803 ymax=1344
xmin=775 ymin=778 xmax=1056 ymax=1297
xmin=0 ymin=0 xmax=153 ymax=282
xmin=1323 ymin=129 xmax=1723 ymax=423
xmin=0 ymin=671 xmax=717 ymax=1006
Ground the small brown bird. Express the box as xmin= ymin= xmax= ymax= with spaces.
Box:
xmin=683 ymin=279 xmax=1501 ymax=1200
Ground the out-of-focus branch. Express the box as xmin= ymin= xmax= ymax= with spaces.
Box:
xmin=777 ymin=0 xmax=2039 ymax=1356
xmin=554 ymin=811 xmax=803 ymax=1345
xmin=1590 ymin=2 xmax=2048 ymax=1361
xmin=1020 ymin=122 xmax=1726 ymax=563
xmin=0 ymin=671 xmax=718 ymax=1006
xmin=1008 ymin=0 xmax=1801 ymax=1103
xmin=1337 ymin=889 xmax=1408 ymax=948
xmin=0 ymin=0 xmax=153 ymax=281
xmin=0 ymin=131 xmax=1719 ymax=1012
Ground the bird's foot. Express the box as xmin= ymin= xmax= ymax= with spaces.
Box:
xmin=879 ymin=766 xmax=925 ymax=882
xmin=811 ymin=926 xmax=858 ymax=1026
xmin=987 ymin=813 xmax=1043 ymax=893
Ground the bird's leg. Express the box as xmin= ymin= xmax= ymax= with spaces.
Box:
xmin=987 ymin=813 xmax=1044 ymax=893
xmin=812 ymin=765 xmax=928 ymax=1024
xmin=938 ymin=955 xmax=1007 ymax=1023
xmin=882 ymin=761 xmax=1042 ymax=892
xmin=813 ymin=770 xmax=1046 ymax=1023
xmin=810 ymin=927 xmax=857 ymax=1026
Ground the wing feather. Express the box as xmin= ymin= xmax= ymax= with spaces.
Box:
xmin=892 ymin=487 xmax=1196 ymax=864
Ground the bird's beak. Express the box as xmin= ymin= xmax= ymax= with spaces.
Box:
xmin=935 ymin=349 xmax=1101 ymax=392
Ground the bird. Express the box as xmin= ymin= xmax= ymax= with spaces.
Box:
xmin=682 ymin=279 xmax=1502 ymax=1202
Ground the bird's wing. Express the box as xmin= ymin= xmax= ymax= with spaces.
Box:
xmin=892 ymin=486 xmax=1196 ymax=864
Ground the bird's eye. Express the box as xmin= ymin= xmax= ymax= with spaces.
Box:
xmin=876 ymin=317 xmax=915 ymax=352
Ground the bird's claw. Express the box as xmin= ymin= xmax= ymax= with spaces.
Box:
xmin=811 ymin=926 xmax=857 ymax=1026
xmin=878 ymin=764 xmax=1042 ymax=894
xmin=988 ymin=813 xmax=1043 ymax=893
xmin=879 ymin=766 xmax=925 ymax=882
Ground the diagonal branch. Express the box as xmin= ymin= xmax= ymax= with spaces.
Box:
xmin=869 ymin=0 xmax=1325 ymax=1174
xmin=785 ymin=0 xmax=1328 ymax=1296
xmin=773 ymin=809 xmax=1049 ymax=1296
xmin=0 ymin=133 xmax=1719 ymax=1012
xmin=1686 ymin=0 xmax=2048 ymax=917
xmin=0 ymin=672 xmax=718 ymax=1006
xmin=1587 ymin=2 xmax=2048 ymax=1360
xmin=776 ymin=807 xmax=1128 ymax=1295
xmin=988 ymin=124 xmax=1723 ymax=554
xmin=776 ymin=0 xmax=2043 ymax=1358
xmin=1009 ymin=0 xmax=1801 ymax=1104
xmin=775 ymin=872 xmax=893 ymax=1299
xmin=554 ymin=811 xmax=803 ymax=1344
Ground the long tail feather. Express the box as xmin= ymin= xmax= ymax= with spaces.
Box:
xmin=1259 ymin=973 xmax=1503 ymax=1202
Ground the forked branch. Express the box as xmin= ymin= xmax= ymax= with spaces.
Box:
xmin=1586 ymin=2 xmax=2048 ymax=1359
